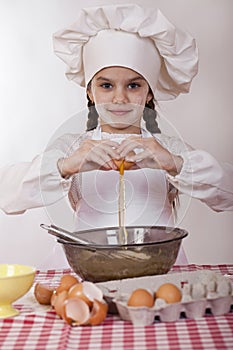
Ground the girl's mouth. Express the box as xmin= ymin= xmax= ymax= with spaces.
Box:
xmin=108 ymin=109 xmax=132 ymax=116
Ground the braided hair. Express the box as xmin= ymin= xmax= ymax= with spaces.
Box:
xmin=86 ymin=96 xmax=99 ymax=131
xmin=143 ymin=98 xmax=160 ymax=134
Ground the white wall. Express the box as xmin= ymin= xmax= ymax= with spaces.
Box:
xmin=0 ymin=0 xmax=232 ymax=267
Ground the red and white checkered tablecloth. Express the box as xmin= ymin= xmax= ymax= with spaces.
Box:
xmin=0 ymin=265 xmax=232 ymax=350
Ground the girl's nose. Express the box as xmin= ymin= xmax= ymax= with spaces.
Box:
xmin=112 ymin=88 xmax=128 ymax=103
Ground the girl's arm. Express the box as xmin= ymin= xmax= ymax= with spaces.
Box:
xmin=0 ymin=148 xmax=72 ymax=214
xmin=167 ymin=149 xmax=233 ymax=211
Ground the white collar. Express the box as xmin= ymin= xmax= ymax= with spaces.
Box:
xmin=92 ymin=124 xmax=152 ymax=140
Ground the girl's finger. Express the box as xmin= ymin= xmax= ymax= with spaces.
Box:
xmin=117 ymin=137 xmax=142 ymax=153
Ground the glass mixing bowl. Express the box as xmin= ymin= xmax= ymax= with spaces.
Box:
xmin=56 ymin=226 xmax=188 ymax=282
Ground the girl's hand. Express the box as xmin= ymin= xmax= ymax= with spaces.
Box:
xmin=117 ymin=136 xmax=183 ymax=176
xmin=58 ymin=139 xmax=120 ymax=178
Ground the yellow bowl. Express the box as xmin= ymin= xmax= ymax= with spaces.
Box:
xmin=0 ymin=264 xmax=36 ymax=318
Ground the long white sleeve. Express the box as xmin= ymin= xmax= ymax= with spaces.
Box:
xmin=0 ymin=149 xmax=71 ymax=214
xmin=154 ymin=134 xmax=233 ymax=211
xmin=167 ymin=149 xmax=233 ymax=211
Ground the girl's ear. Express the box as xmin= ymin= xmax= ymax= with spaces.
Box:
xmin=146 ymin=90 xmax=154 ymax=104
xmin=86 ymin=85 xmax=94 ymax=104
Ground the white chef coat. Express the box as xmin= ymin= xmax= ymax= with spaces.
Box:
xmin=1 ymin=127 xmax=233 ymax=268
xmin=73 ymin=126 xmax=174 ymax=230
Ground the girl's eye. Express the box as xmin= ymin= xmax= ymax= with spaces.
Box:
xmin=100 ymin=83 xmax=113 ymax=89
xmin=128 ymin=82 xmax=140 ymax=89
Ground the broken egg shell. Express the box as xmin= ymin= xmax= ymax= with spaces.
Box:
xmin=68 ymin=283 xmax=92 ymax=307
xmin=82 ymin=281 xmax=104 ymax=302
xmin=113 ymin=159 xmax=135 ymax=171
xmin=34 ymin=282 xmax=55 ymax=305
xmin=88 ymin=299 xmax=108 ymax=326
xmin=64 ymin=297 xmax=90 ymax=326
xmin=68 ymin=281 xmax=103 ymax=307
xmin=68 ymin=281 xmax=104 ymax=308
xmin=61 ymin=298 xmax=108 ymax=326
xmin=53 ymin=290 xmax=68 ymax=318
xmin=51 ymin=290 xmax=57 ymax=307
xmin=113 ymin=151 xmax=136 ymax=171
xmin=56 ymin=275 xmax=79 ymax=294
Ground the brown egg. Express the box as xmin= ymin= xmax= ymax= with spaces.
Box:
xmin=56 ymin=275 xmax=79 ymax=294
xmin=127 ymin=288 xmax=154 ymax=307
xmin=34 ymin=283 xmax=55 ymax=305
xmin=113 ymin=151 xmax=136 ymax=171
xmin=113 ymin=159 xmax=135 ymax=171
xmin=155 ymin=283 xmax=182 ymax=304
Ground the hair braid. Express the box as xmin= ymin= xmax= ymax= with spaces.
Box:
xmin=143 ymin=98 xmax=161 ymax=134
xmin=86 ymin=93 xmax=99 ymax=131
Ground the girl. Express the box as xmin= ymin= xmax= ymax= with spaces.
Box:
xmin=1 ymin=4 xmax=232 ymax=266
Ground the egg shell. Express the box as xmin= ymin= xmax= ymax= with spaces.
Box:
xmin=56 ymin=275 xmax=79 ymax=293
xmin=82 ymin=281 xmax=104 ymax=302
xmin=127 ymin=288 xmax=154 ymax=307
xmin=113 ymin=151 xmax=136 ymax=171
xmin=88 ymin=299 xmax=108 ymax=326
xmin=113 ymin=159 xmax=135 ymax=171
xmin=68 ymin=281 xmax=103 ymax=308
xmin=64 ymin=297 xmax=90 ymax=325
xmin=34 ymin=283 xmax=54 ymax=305
xmin=68 ymin=283 xmax=92 ymax=306
xmin=51 ymin=291 xmax=57 ymax=307
xmin=53 ymin=290 xmax=68 ymax=318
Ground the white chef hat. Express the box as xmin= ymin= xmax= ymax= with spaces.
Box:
xmin=53 ymin=4 xmax=198 ymax=101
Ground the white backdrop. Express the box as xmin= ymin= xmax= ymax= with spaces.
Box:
xmin=0 ymin=0 xmax=232 ymax=267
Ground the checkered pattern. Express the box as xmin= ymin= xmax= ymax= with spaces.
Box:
xmin=0 ymin=265 xmax=232 ymax=350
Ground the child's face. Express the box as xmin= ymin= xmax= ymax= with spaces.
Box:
xmin=87 ymin=66 xmax=153 ymax=133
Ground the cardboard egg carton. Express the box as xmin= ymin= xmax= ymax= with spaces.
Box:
xmin=97 ymin=270 xmax=233 ymax=325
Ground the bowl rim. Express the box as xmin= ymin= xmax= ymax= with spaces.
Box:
xmin=0 ymin=264 xmax=36 ymax=279
xmin=57 ymin=225 xmax=188 ymax=249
